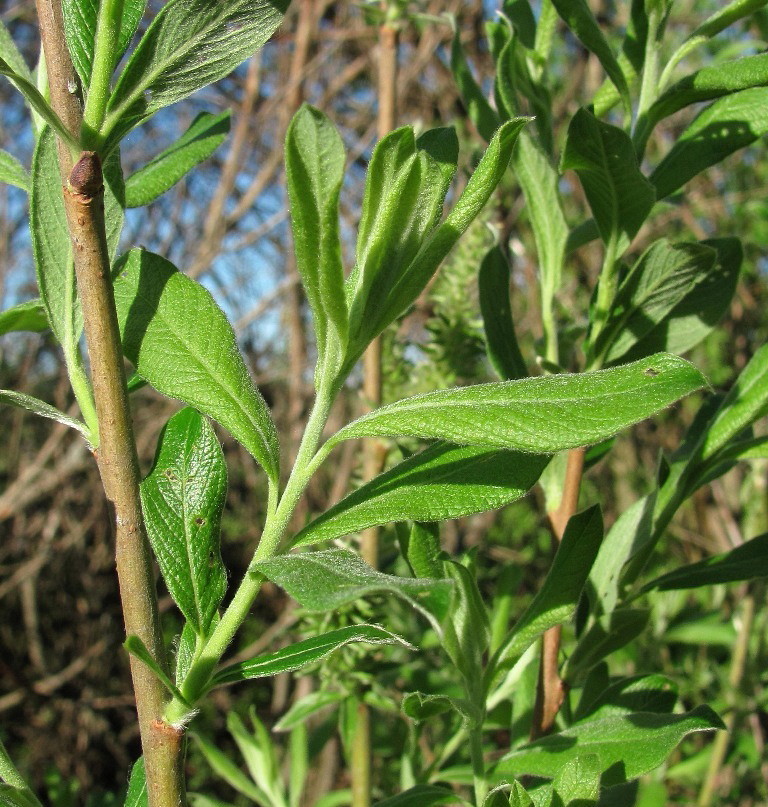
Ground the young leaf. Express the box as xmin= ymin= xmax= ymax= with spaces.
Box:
xmin=292 ymin=443 xmax=549 ymax=547
xmin=62 ymin=0 xmax=146 ymax=85
xmin=0 ymin=390 xmax=91 ymax=445
xmin=124 ymin=636 xmax=188 ymax=705
xmin=402 ymin=692 xmax=479 ymax=726
xmin=690 ymin=0 xmax=768 ymax=41
xmin=140 ymin=408 xmax=227 ymax=636
xmin=274 ymin=690 xmax=347 ymax=732
xmin=124 ymin=111 xmax=230 ymax=207
xmin=325 ymin=354 xmax=707 ymax=455
xmin=213 ymin=625 xmax=412 ymax=687
xmin=551 ymin=0 xmax=630 ymax=114
xmin=125 ymin=758 xmax=148 ymax=807
xmin=641 ymin=533 xmax=768 ymax=592
xmin=343 ymin=118 xmax=528 ymax=375
xmin=504 ymin=1 xmax=537 ymax=50
xmin=561 ymin=108 xmax=655 ymax=252
xmin=513 ymin=131 xmax=567 ymax=328
xmin=492 ymin=706 xmax=724 ymax=785
xmin=254 ymin=549 xmax=453 ymax=629
xmin=507 ymin=780 xmax=534 ymax=807
xmin=401 ymin=522 xmax=444 ymax=580
xmin=175 ymin=621 xmax=198 ymax=685
xmin=637 ymin=52 xmax=768 ymax=155
xmin=595 ymin=239 xmax=718 ymax=364
xmin=102 ymin=0 xmax=289 ymax=150
xmin=489 ymin=505 xmax=603 ymax=680
xmin=651 ymin=88 xmax=768 ymax=200
xmin=0 ymin=151 xmax=29 ymax=192
xmin=450 ymin=26 xmax=501 ymax=142
xmin=478 ymin=245 xmax=528 ymax=380
xmin=0 ymin=300 xmax=49 ymax=337
xmin=285 ymin=105 xmax=348 ymax=378
xmin=613 ymin=238 xmax=743 ymax=363
xmin=226 ymin=710 xmax=286 ymax=807
xmin=374 ymin=785 xmax=469 ymax=807
xmin=564 ymin=609 xmax=650 ymax=682
xmin=0 ymin=59 xmax=79 ymax=151
xmin=113 ymin=248 xmax=280 ymax=483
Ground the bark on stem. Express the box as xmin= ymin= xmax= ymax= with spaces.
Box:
xmin=35 ymin=3 xmax=184 ymax=802
xmin=530 ymin=446 xmax=586 ymax=739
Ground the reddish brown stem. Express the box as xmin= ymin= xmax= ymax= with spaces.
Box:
xmin=530 ymin=446 xmax=586 ymax=739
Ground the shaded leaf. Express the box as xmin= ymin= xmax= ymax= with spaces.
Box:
xmin=552 ymin=754 xmax=600 ymax=805
xmin=213 ymin=625 xmax=411 ymax=687
xmin=561 ymin=108 xmax=654 ymax=251
xmin=651 ymin=88 xmax=768 ymax=200
xmin=141 ymin=408 xmax=227 ymax=635
xmin=191 ymin=732 xmax=269 ymax=804
xmin=124 ymin=758 xmax=148 ymax=807
xmin=125 ymin=111 xmax=230 ymax=207
xmin=254 ymin=549 xmax=453 ymax=629
xmin=641 ymin=533 xmax=768 ymax=592
xmin=113 ymin=249 xmax=279 ymax=483
xmin=576 ymin=674 xmax=678 ymax=722
xmin=450 ymin=26 xmax=500 ymax=142
xmin=0 ymin=151 xmax=29 ymax=191
xmin=479 ymin=246 xmax=527 ymax=381
xmin=0 ymin=390 xmax=90 ymax=444
xmin=293 ymin=443 xmax=549 ymax=547
xmin=374 ymin=785 xmax=468 ymax=807
xmin=402 ymin=691 xmax=480 ymax=726
xmin=274 ymin=690 xmax=347 ymax=732
xmin=492 ymin=706 xmax=724 ymax=785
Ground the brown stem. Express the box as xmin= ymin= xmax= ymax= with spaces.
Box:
xmin=530 ymin=446 xmax=586 ymax=739
xmin=36 ymin=4 xmax=183 ymax=804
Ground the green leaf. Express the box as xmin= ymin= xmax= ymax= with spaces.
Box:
xmin=0 ymin=21 xmax=32 ymax=85
xmin=402 ymin=691 xmax=479 ymax=726
xmin=62 ymin=0 xmax=146 ymax=85
xmin=479 ymin=245 xmax=528 ymax=380
xmin=374 ymin=785 xmax=468 ymax=807
xmin=612 ymin=238 xmax=743 ymax=362
xmin=226 ymin=710 xmax=286 ymax=807
xmin=213 ymin=624 xmax=412 ymax=687
xmin=450 ymin=26 xmax=501 ymax=142
xmin=0 ymin=300 xmax=49 ymax=337
xmin=513 ymin=131 xmax=568 ymax=323
xmin=113 ymin=248 xmax=279 ymax=483
xmin=343 ymin=125 xmax=458 ymax=369
xmin=690 ymin=0 xmax=768 ymax=40
xmin=0 ymin=151 xmax=29 ymax=192
xmin=565 ymin=609 xmax=650 ymax=682
xmin=552 ymin=754 xmax=600 ymax=805
xmin=700 ymin=342 xmax=768 ymax=462
xmin=191 ymin=732 xmax=270 ymax=804
xmin=575 ymin=673 xmax=678 ymax=722
xmin=0 ymin=786 xmax=39 ymax=807
xmin=140 ymin=408 xmax=227 ymax=635
xmin=293 ymin=443 xmax=549 ymax=547
xmin=124 ymin=758 xmax=148 ymax=807
xmin=507 ymin=781 xmax=534 ymax=807
xmin=254 ymin=549 xmax=453 ymax=630
xmin=175 ymin=621 xmax=198 ymax=685
xmin=717 ymin=434 xmax=768 ymax=462
xmin=343 ymin=119 xmax=528 ymax=374
xmin=31 ymin=128 xmax=124 ymax=349
xmin=550 ymin=0 xmax=630 ymax=114
xmin=124 ymin=635 xmax=188 ymax=705
xmin=641 ymin=533 xmax=768 ymax=592
xmin=638 ymin=52 xmax=768 ymax=155
xmin=325 ymin=354 xmax=707 ymax=455
xmin=650 ymin=88 xmax=768 ymax=200
xmin=0 ymin=59 xmax=79 ymax=151
xmin=504 ymin=1 xmax=537 ymax=50
xmin=124 ymin=111 xmax=230 ymax=207
xmin=492 ymin=706 xmax=724 ymax=785
xmin=489 ymin=506 xmax=603 ymax=680
xmin=595 ymin=239 xmax=717 ymax=364
xmin=561 ymin=108 xmax=655 ymax=252
xmin=103 ymin=0 xmax=289 ymax=150
xmin=0 ymin=390 xmax=90 ymax=444
xmin=285 ymin=105 xmax=348 ymax=379
xmin=400 ymin=522 xmax=444 ymax=580
xmin=274 ymin=690 xmax=347 ymax=732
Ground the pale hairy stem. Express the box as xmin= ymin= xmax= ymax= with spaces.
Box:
xmin=530 ymin=446 xmax=586 ymax=740
xmin=35 ymin=2 xmax=183 ymax=804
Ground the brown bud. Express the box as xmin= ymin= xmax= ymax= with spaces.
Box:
xmin=68 ymin=151 xmax=103 ymax=198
